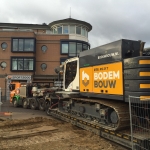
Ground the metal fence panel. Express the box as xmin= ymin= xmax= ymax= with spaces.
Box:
xmin=0 ymin=87 xmax=12 ymax=119
xmin=129 ymin=96 xmax=150 ymax=150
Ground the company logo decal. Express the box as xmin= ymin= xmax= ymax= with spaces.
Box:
xmin=98 ymin=52 xmax=119 ymax=59
xmin=94 ymin=71 xmax=120 ymax=88
xmin=82 ymin=71 xmax=89 ymax=87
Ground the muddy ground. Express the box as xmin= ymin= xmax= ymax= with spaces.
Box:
xmin=0 ymin=117 xmax=129 ymax=150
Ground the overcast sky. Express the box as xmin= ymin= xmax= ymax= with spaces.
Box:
xmin=0 ymin=0 xmax=150 ymax=48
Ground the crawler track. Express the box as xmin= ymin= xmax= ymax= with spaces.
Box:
xmin=71 ymin=97 xmax=130 ymax=131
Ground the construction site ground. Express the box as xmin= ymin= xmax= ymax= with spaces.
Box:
xmin=0 ymin=101 xmax=129 ymax=150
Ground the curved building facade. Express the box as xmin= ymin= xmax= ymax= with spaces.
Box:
xmin=49 ymin=18 xmax=92 ymax=42
xmin=49 ymin=18 xmax=92 ymax=60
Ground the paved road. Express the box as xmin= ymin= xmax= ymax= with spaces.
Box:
xmin=0 ymin=100 xmax=51 ymax=120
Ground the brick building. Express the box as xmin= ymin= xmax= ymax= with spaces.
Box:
xmin=0 ymin=18 xmax=92 ymax=99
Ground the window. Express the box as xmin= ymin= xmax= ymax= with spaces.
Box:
xmin=12 ymin=38 xmax=35 ymax=52
xmin=51 ymin=25 xmax=88 ymax=37
xmin=46 ymin=30 xmax=51 ymax=34
xmin=1 ymin=42 xmax=8 ymax=49
xmin=41 ymin=45 xmax=47 ymax=53
xmin=41 ymin=63 xmax=47 ymax=71
xmin=13 ymin=39 xmax=18 ymax=51
xmin=77 ymin=43 xmax=82 ymax=54
xmin=53 ymin=28 xmax=57 ymax=34
xmin=19 ymin=39 xmax=23 ymax=51
xmin=83 ymin=44 xmax=88 ymax=51
xmin=65 ymin=60 xmax=77 ymax=88
xmin=85 ymin=30 xmax=88 ymax=37
xmin=76 ymin=26 xmax=81 ymax=34
xmin=81 ymin=28 xmax=85 ymax=36
xmin=58 ymin=26 xmax=62 ymax=34
xmin=62 ymin=43 xmax=68 ymax=53
xmin=0 ymin=61 xmax=7 ymax=69
xmin=70 ymin=25 xmax=75 ymax=34
xmin=18 ymin=58 xmax=23 ymax=70
xmin=63 ymin=26 xmax=68 ymax=34
xmin=11 ymin=57 xmax=35 ymax=71
xmin=24 ymin=39 xmax=34 ymax=51
xmin=53 ymin=26 xmax=62 ymax=34
xmin=69 ymin=42 xmax=76 ymax=56
xmin=61 ymin=40 xmax=90 ymax=56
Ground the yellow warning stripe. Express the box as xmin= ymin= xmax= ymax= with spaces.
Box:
xmin=110 ymin=131 xmax=115 ymax=135
xmin=139 ymin=72 xmax=150 ymax=76
xmin=123 ymin=135 xmax=130 ymax=140
xmin=83 ymin=121 xmax=87 ymax=125
xmin=140 ymin=84 xmax=150 ymax=88
xmin=139 ymin=60 xmax=150 ymax=64
xmin=140 ymin=96 xmax=150 ymax=101
xmin=104 ymin=129 xmax=109 ymax=133
xmin=116 ymin=133 xmax=122 ymax=137
xmin=133 ymin=139 xmax=138 ymax=143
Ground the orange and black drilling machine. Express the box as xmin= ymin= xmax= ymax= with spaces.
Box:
xmin=79 ymin=39 xmax=149 ymax=102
